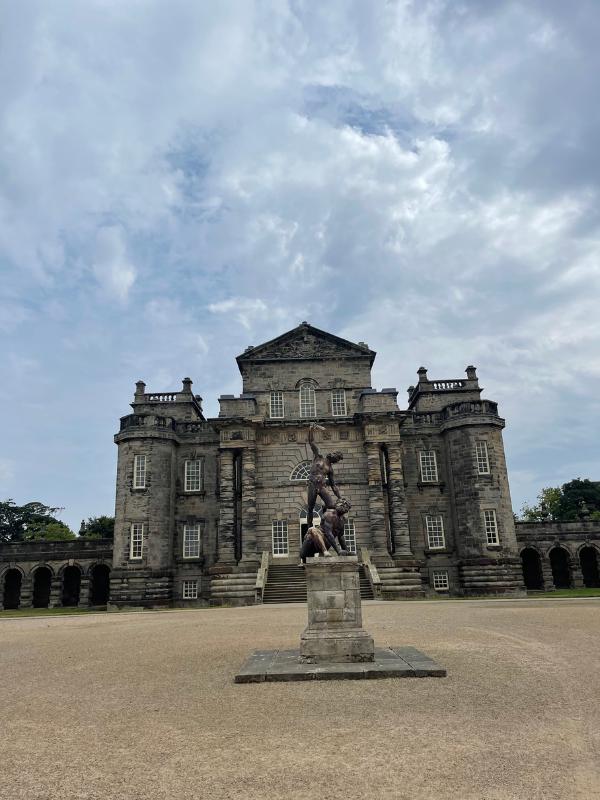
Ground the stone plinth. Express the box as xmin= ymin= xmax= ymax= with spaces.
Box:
xmin=300 ymin=556 xmax=374 ymax=664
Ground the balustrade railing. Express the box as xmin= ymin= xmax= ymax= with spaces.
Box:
xmin=431 ymin=380 xmax=466 ymax=390
xmin=145 ymin=393 xmax=177 ymax=403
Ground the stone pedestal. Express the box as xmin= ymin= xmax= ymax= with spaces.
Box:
xmin=300 ymin=556 xmax=374 ymax=664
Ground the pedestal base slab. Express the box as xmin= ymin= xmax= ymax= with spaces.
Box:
xmin=235 ymin=646 xmax=446 ymax=683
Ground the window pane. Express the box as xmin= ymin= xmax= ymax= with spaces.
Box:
xmin=484 ymin=510 xmax=499 ymax=544
xmin=185 ymin=460 xmax=202 ymax=491
xmin=475 ymin=442 xmax=490 ymax=474
xmin=420 ymin=451 xmax=438 ymax=482
xmin=272 ymin=520 xmax=289 ymax=556
xmin=299 ymin=384 xmax=316 ymax=418
xmin=343 ymin=518 xmax=357 ymax=554
xmin=432 ymin=570 xmax=449 ymax=591
xmin=133 ymin=455 xmax=146 ymax=489
xmin=183 ymin=524 xmax=201 ymax=558
xmin=270 ymin=391 xmax=284 ymax=418
xmin=130 ymin=523 xmax=143 ymax=559
xmin=331 ymin=389 xmax=347 ymax=416
xmin=182 ymin=580 xmax=198 ymax=599
xmin=426 ymin=515 xmax=445 ymax=549
xmin=290 ymin=461 xmax=311 ymax=481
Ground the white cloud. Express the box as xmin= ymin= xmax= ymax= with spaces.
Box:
xmin=0 ymin=1 xmax=599 ymax=524
xmin=91 ymin=226 xmax=136 ymax=302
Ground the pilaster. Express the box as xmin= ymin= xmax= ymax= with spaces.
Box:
xmin=386 ymin=442 xmax=412 ymax=556
xmin=364 ymin=441 xmax=389 ymax=558
xmin=240 ymin=447 xmax=258 ymax=564
xmin=217 ymin=449 xmax=236 ymax=565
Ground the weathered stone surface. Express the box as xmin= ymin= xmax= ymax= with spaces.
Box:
xmin=235 ymin=647 xmax=447 ymax=683
xmin=300 ymin=556 xmax=375 ymax=663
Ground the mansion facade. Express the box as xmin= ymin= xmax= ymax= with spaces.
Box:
xmin=2 ymin=322 xmax=599 ymax=610
xmin=110 ymin=322 xmax=525 ymax=606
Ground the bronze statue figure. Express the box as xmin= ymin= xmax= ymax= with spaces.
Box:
xmin=300 ymin=422 xmax=351 ymax=564
xmin=307 ymin=423 xmax=343 ymax=526
xmin=300 ymin=498 xmax=352 ymax=563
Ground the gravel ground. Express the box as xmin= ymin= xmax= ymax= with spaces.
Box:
xmin=1 ymin=598 xmax=599 ymax=800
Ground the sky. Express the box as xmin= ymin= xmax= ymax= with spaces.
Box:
xmin=1 ymin=0 xmax=599 ymax=531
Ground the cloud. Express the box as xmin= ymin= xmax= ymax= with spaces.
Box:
xmin=208 ymin=297 xmax=269 ymax=330
xmin=0 ymin=1 xmax=599 ymax=526
xmin=91 ymin=226 xmax=136 ymax=302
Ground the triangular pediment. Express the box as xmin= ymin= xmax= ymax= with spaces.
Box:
xmin=237 ymin=323 xmax=375 ymax=365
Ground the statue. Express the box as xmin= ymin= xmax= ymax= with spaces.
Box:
xmin=300 ymin=498 xmax=352 ymax=564
xmin=300 ymin=422 xmax=352 ymax=566
xmin=307 ymin=423 xmax=343 ymax=526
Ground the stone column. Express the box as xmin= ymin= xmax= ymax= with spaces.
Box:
xmin=79 ymin=577 xmax=90 ymax=607
xmin=217 ymin=449 xmax=236 ymax=564
xmin=364 ymin=442 xmax=389 ymax=557
xmin=540 ymin=555 xmax=555 ymax=591
xmin=50 ymin=577 xmax=62 ymax=607
xmin=571 ymin=561 xmax=584 ymax=589
xmin=386 ymin=443 xmax=412 ymax=556
xmin=241 ymin=447 xmax=258 ymax=564
xmin=19 ymin=575 xmax=33 ymax=609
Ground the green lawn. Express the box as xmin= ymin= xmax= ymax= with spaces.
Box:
xmin=0 ymin=607 xmax=104 ymax=618
xmin=528 ymin=587 xmax=600 ymax=598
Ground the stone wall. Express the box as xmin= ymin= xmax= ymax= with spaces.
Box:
xmin=516 ymin=520 xmax=600 ymax=589
xmin=0 ymin=538 xmax=113 ymax=609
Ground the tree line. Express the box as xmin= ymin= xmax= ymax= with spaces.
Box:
xmin=0 ymin=499 xmax=114 ymax=543
xmin=520 ymin=479 xmax=600 ymax=522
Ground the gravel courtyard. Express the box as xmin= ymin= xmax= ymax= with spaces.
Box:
xmin=1 ymin=599 xmax=599 ymax=800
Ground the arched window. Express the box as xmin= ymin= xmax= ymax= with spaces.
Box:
xmin=290 ymin=461 xmax=311 ymax=481
xmin=299 ymin=383 xmax=316 ymax=418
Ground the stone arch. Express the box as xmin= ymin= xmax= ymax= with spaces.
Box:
xmin=520 ymin=547 xmax=544 ymax=590
xmin=32 ymin=565 xmax=53 ymax=608
xmin=579 ymin=545 xmax=600 ymax=588
xmin=2 ymin=568 xmax=22 ymax=610
xmin=61 ymin=565 xmax=82 ymax=607
xmin=549 ymin=546 xmax=572 ymax=589
xmin=89 ymin=563 xmax=111 ymax=606
xmin=294 ymin=378 xmax=319 ymax=389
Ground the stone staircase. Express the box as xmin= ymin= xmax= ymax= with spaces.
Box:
xmin=377 ymin=565 xmax=423 ymax=598
xmin=209 ymin=571 xmax=257 ymax=605
xmin=263 ymin=562 xmax=374 ymax=604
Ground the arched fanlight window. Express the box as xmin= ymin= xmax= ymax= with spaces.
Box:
xmin=290 ymin=461 xmax=311 ymax=481
xmin=299 ymin=382 xmax=316 ymax=418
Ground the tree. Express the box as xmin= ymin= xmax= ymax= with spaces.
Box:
xmin=27 ymin=521 xmax=76 ymax=541
xmin=520 ymin=480 xmax=600 ymax=522
xmin=0 ymin=499 xmax=66 ymax=543
xmin=79 ymin=515 xmax=115 ymax=539
xmin=555 ymin=479 xmax=600 ymax=521
xmin=520 ymin=487 xmax=562 ymax=521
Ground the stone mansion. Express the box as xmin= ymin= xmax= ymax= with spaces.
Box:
xmin=110 ymin=322 xmax=524 ymax=606
xmin=1 ymin=322 xmax=599 ymax=610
